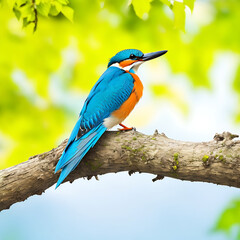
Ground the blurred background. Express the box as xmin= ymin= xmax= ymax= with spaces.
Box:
xmin=0 ymin=0 xmax=240 ymax=239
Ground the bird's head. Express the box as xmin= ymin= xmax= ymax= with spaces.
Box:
xmin=107 ymin=49 xmax=167 ymax=72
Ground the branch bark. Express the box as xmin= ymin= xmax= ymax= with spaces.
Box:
xmin=1 ymin=130 xmax=240 ymax=212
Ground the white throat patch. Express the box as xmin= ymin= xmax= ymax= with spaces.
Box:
xmin=111 ymin=61 xmax=143 ymax=73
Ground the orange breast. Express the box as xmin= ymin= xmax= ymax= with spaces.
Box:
xmin=112 ymin=72 xmax=143 ymax=121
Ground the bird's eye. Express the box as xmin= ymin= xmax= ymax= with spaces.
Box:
xmin=130 ymin=54 xmax=135 ymax=59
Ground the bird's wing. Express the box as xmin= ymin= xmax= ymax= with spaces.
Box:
xmin=55 ymin=67 xmax=135 ymax=175
xmin=63 ymin=67 xmax=131 ymax=149
xmin=78 ymin=66 xmax=135 ymax=134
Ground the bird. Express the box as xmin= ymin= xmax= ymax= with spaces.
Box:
xmin=55 ymin=49 xmax=167 ymax=188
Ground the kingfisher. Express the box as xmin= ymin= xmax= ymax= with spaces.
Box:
xmin=55 ymin=49 xmax=167 ymax=188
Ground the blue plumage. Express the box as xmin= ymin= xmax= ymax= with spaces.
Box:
xmin=55 ymin=66 xmax=135 ymax=188
xmin=55 ymin=124 xmax=107 ymax=188
xmin=108 ymin=49 xmax=144 ymax=67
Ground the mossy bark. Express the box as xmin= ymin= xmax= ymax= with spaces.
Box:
xmin=0 ymin=130 xmax=240 ymax=212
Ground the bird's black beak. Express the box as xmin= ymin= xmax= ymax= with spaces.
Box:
xmin=142 ymin=50 xmax=167 ymax=61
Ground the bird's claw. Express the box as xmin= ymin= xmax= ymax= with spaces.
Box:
xmin=118 ymin=123 xmax=134 ymax=131
xmin=118 ymin=127 xmax=133 ymax=131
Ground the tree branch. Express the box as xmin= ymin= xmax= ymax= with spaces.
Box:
xmin=1 ymin=130 xmax=240 ymax=212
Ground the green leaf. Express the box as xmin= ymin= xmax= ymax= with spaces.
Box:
xmin=172 ymin=1 xmax=186 ymax=31
xmin=16 ymin=0 xmax=27 ymax=6
xmin=214 ymin=199 xmax=240 ymax=237
xmin=61 ymin=5 xmax=74 ymax=22
xmin=27 ymin=11 xmax=35 ymax=21
xmin=183 ymin=0 xmax=194 ymax=12
xmin=49 ymin=5 xmax=61 ymax=16
xmin=53 ymin=1 xmax=62 ymax=12
xmin=13 ymin=7 xmax=21 ymax=19
xmin=160 ymin=0 xmax=171 ymax=7
xmin=20 ymin=3 xmax=33 ymax=18
xmin=36 ymin=2 xmax=51 ymax=17
xmin=57 ymin=0 xmax=69 ymax=5
xmin=22 ymin=17 xmax=30 ymax=27
xmin=131 ymin=0 xmax=152 ymax=19
xmin=49 ymin=1 xmax=62 ymax=16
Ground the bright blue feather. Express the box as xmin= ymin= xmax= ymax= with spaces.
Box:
xmin=55 ymin=124 xmax=106 ymax=188
xmin=55 ymin=66 xmax=135 ymax=188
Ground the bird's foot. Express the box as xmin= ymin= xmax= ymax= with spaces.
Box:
xmin=118 ymin=123 xmax=133 ymax=131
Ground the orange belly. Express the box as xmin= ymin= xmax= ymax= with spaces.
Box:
xmin=112 ymin=72 xmax=143 ymax=121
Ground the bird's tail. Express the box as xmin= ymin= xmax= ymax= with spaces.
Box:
xmin=55 ymin=124 xmax=107 ymax=188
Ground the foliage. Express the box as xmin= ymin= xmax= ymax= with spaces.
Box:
xmin=0 ymin=0 xmax=239 ymax=170
xmin=11 ymin=0 xmax=74 ymax=31
xmin=214 ymin=199 xmax=240 ymax=239
xmin=8 ymin=0 xmax=193 ymax=32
